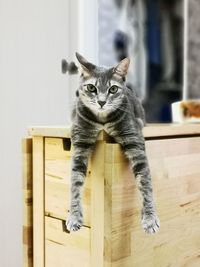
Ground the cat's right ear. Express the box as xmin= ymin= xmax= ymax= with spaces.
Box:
xmin=76 ymin=52 xmax=96 ymax=79
xmin=113 ymin=58 xmax=130 ymax=79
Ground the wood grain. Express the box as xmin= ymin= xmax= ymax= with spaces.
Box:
xmin=29 ymin=124 xmax=200 ymax=139
xmin=105 ymin=137 xmax=200 ymax=267
xmin=45 ymin=216 xmax=90 ymax=267
xmin=33 ymin=137 xmax=45 ymax=267
xmin=22 ymin=138 xmax=33 ymax=267
xmin=90 ymin=141 xmax=105 ymax=267
xmin=45 ymin=138 xmax=91 ymax=227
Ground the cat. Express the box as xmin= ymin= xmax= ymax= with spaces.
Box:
xmin=66 ymin=52 xmax=160 ymax=234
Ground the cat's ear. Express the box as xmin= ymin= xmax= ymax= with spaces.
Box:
xmin=76 ymin=52 xmax=96 ymax=78
xmin=113 ymin=58 xmax=130 ymax=79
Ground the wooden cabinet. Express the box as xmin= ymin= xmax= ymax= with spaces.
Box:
xmin=23 ymin=124 xmax=200 ymax=267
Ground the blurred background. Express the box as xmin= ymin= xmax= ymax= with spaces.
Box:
xmin=0 ymin=0 xmax=199 ymax=266
xmin=98 ymin=0 xmax=183 ymax=123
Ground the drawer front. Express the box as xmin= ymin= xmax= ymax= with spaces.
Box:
xmin=45 ymin=138 xmax=91 ymax=227
xmin=45 ymin=216 xmax=90 ymax=267
xmin=44 ymin=138 xmax=105 ymax=267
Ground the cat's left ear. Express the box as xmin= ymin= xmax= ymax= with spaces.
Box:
xmin=114 ymin=58 xmax=130 ymax=79
xmin=76 ymin=52 xmax=96 ymax=78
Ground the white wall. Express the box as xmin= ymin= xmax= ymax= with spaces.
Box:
xmin=0 ymin=0 xmax=99 ymax=266
xmin=78 ymin=0 xmax=99 ymax=63
xmin=0 ymin=1 xmax=72 ymax=266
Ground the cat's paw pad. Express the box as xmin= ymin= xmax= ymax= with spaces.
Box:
xmin=142 ymin=213 xmax=160 ymax=234
xmin=66 ymin=214 xmax=83 ymax=232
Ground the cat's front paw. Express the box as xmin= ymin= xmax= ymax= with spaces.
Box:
xmin=66 ymin=214 xmax=83 ymax=232
xmin=141 ymin=213 xmax=160 ymax=234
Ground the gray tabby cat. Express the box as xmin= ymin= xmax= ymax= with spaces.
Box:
xmin=66 ymin=53 xmax=160 ymax=234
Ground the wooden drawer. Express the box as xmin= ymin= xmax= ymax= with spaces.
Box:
xmin=44 ymin=138 xmax=92 ymax=266
xmin=43 ymin=137 xmax=105 ymax=267
xmin=24 ymin=125 xmax=200 ymax=267
xmin=45 ymin=138 xmax=91 ymax=227
xmin=45 ymin=217 xmax=90 ymax=267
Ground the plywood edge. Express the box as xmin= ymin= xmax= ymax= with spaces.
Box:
xmin=143 ymin=123 xmax=200 ymax=138
xmin=22 ymin=138 xmax=33 ymax=267
xmin=104 ymin=144 xmax=115 ymax=266
xmin=28 ymin=125 xmax=107 ymax=140
xmin=33 ymin=137 xmax=45 ymax=267
xmin=22 ymin=138 xmax=33 ymax=153
xmin=28 ymin=124 xmax=200 ymax=140
xmin=28 ymin=125 xmax=72 ymax=138
xmin=90 ymin=141 xmax=105 ymax=267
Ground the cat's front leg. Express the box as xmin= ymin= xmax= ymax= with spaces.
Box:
xmin=124 ymin=136 xmax=160 ymax=234
xmin=66 ymin=127 xmax=99 ymax=232
xmin=66 ymin=147 xmax=90 ymax=232
xmin=106 ymin=124 xmax=160 ymax=234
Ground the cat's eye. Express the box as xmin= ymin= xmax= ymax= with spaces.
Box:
xmin=109 ymin=85 xmax=118 ymax=94
xmin=86 ymin=84 xmax=97 ymax=93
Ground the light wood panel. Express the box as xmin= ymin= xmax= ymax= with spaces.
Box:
xmin=45 ymin=138 xmax=91 ymax=227
xmin=90 ymin=141 xmax=105 ymax=267
xmin=22 ymin=138 xmax=33 ymax=267
xmin=45 ymin=216 xmax=90 ymax=267
xmin=105 ymin=137 xmax=200 ymax=267
xmin=33 ymin=137 xmax=45 ymax=267
xmin=29 ymin=124 xmax=200 ymax=139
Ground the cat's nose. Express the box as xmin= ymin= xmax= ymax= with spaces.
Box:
xmin=98 ymin=100 xmax=106 ymax=108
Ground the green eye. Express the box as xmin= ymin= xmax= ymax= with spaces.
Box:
xmin=87 ymin=84 xmax=97 ymax=93
xmin=109 ymin=85 xmax=118 ymax=94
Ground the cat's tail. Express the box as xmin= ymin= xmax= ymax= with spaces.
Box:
xmin=61 ymin=59 xmax=78 ymax=75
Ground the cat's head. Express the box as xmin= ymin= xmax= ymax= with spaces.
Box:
xmin=76 ymin=52 xmax=130 ymax=116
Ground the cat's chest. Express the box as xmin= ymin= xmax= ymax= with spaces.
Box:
xmin=103 ymin=121 xmax=128 ymax=137
xmin=103 ymin=119 xmax=141 ymax=139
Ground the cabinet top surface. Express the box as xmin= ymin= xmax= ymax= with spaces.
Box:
xmin=28 ymin=124 xmax=200 ymax=139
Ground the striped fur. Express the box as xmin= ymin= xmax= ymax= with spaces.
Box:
xmin=66 ymin=53 xmax=160 ymax=234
